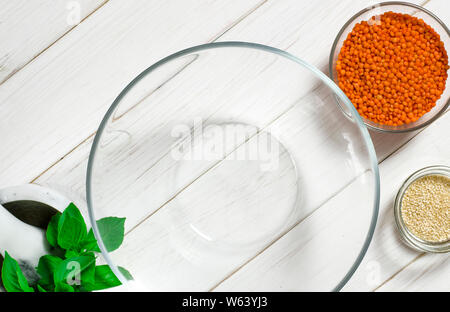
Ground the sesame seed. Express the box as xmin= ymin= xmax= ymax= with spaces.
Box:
xmin=401 ymin=174 xmax=449 ymax=243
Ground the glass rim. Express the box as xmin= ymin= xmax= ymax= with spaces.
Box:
xmin=85 ymin=41 xmax=381 ymax=291
xmin=328 ymin=1 xmax=450 ymax=133
xmin=394 ymin=165 xmax=450 ymax=253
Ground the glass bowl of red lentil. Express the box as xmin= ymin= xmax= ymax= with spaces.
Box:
xmin=394 ymin=165 xmax=449 ymax=253
xmin=329 ymin=1 xmax=450 ymax=133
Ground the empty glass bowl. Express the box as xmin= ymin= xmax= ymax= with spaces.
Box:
xmin=87 ymin=42 xmax=380 ymax=291
xmin=329 ymin=1 xmax=450 ymax=133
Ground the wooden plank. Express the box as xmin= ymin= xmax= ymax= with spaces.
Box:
xmin=0 ymin=0 xmax=106 ymax=84
xmin=0 ymin=0 xmax=265 ymax=189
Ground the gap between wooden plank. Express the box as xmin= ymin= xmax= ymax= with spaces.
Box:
xmin=0 ymin=0 xmax=109 ymax=86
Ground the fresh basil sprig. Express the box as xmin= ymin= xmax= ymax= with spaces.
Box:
xmin=1 ymin=203 xmax=132 ymax=292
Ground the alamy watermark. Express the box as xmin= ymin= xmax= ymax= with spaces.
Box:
xmin=66 ymin=260 xmax=81 ymax=286
xmin=170 ymin=118 xmax=281 ymax=172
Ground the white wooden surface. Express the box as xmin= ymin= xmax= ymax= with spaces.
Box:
xmin=1 ymin=0 xmax=448 ymax=291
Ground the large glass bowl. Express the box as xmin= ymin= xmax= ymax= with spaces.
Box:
xmin=87 ymin=42 xmax=380 ymax=291
xmin=329 ymin=1 xmax=450 ymax=133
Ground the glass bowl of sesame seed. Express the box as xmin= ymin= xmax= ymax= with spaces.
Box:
xmin=394 ymin=165 xmax=449 ymax=253
xmin=329 ymin=2 xmax=450 ymax=133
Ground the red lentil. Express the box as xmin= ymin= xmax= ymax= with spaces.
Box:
xmin=337 ymin=12 xmax=449 ymax=126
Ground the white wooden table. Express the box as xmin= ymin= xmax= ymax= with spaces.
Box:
xmin=0 ymin=0 xmax=448 ymax=292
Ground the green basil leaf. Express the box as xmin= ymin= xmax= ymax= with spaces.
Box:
xmin=1 ymin=251 xmax=34 ymax=292
xmin=88 ymin=265 xmax=133 ymax=291
xmin=55 ymin=282 xmax=74 ymax=292
xmin=36 ymin=255 xmax=63 ymax=287
xmin=37 ymin=281 xmax=54 ymax=292
xmin=37 ymin=284 xmax=47 ymax=292
xmin=90 ymin=265 xmax=121 ymax=291
xmin=46 ymin=213 xmax=61 ymax=247
xmin=79 ymin=260 xmax=96 ymax=290
xmin=96 ymin=217 xmax=125 ymax=252
xmin=118 ymin=266 xmax=133 ymax=281
xmin=80 ymin=229 xmax=100 ymax=252
xmin=53 ymin=253 xmax=96 ymax=285
xmin=57 ymin=203 xmax=87 ymax=250
xmin=64 ymin=250 xmax=80 ymax=259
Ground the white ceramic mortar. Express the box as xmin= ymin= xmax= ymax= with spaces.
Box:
xmin=0 ymin=184 xmax=70 ymax=267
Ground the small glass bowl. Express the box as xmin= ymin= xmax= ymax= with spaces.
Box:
xmin=394 ymin=165 xmax=450 ymax=253
xmin=329 ymin=1 xmax=450 ymax=133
